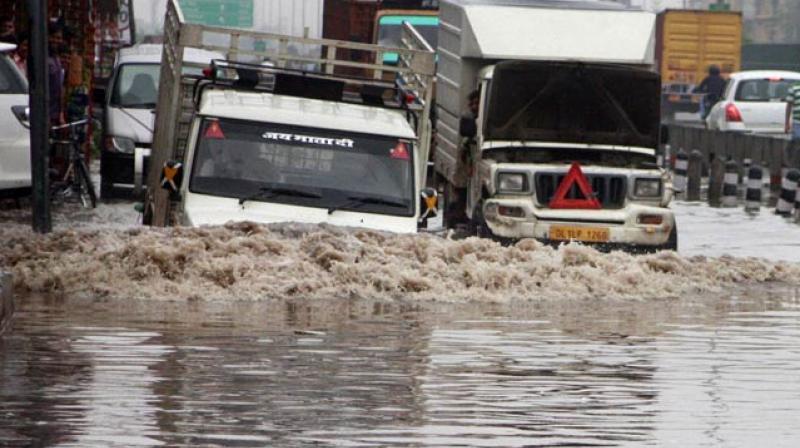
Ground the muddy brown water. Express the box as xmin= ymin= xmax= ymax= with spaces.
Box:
xmin=2 ymin=285 xmax=800 ymax=448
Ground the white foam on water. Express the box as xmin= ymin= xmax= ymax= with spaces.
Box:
xmin=2 ymin=219 xmax=798 ymax=302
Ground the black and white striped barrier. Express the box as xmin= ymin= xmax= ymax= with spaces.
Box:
xmin=742 ymin=158 xmax=751 ymax=184
xmin=795 ymin=181 xmax=800 ymax=221
xmin=776 ymin=169 xmax=799 ymax=216
xmin=722 ymin=159 xmax=739 ymax=207
xmin=673 ymin=149 xmax=688 ymax=194
xmin=745 ymin=165 xmax=763 ymax=213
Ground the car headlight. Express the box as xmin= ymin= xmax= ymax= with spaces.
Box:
xmin=634 ymin=178 xmax=662 ymax=197
xmin=497 ymin=172 xmax=527 ymax=193
xmin=108 ymin=136 xmax=136 ymax=154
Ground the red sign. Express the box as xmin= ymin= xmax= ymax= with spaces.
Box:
xmin=390 ymin=142 xmax=410 ymax=160
xmin=204 ymin=121 xmax=225 ymax=139
xmin=548 ymin=162 xmax=601 ymax=209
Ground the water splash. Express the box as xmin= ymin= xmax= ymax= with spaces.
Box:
xmin=2 ymin=220 xmax=798 ymax=302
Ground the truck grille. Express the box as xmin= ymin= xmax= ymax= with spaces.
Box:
xmin=534 ymin=173 xmax=627 ymax=209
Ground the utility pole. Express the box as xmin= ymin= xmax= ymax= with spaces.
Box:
xmin=28 ymin=0 xmax=51 ymax=233
xmin=128 ymin=0 xmax=137 ymax=44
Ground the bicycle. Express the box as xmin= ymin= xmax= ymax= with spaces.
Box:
xmin=50 ymin=118 xmax=97 ymax=209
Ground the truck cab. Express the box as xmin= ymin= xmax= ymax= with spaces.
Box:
xmin=101 ymin=44 xmax=223 ymax=199
xmin=177 ymin=87 xmax=425 ymax=233
xmin=434 ymin=0 xmax=677 ymax=250
xmin=144 ymin=0 xmax=436 ymax=233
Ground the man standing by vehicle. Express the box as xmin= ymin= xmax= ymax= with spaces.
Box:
xmin=694 ymin=65 xmax=726 ymax=120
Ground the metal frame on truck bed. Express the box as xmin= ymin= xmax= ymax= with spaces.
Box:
xmin=144 ymin=0 xmax=435 ymax=227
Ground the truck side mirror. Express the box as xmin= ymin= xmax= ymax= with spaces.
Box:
xmin=92 ymin=87 xmax=107 ymax=106
xmin=418 ymin=187 xmax=438 ymax=228
xmin=459 ymin=116 xmax=477 ymax=139
xmin=160 ymin=160 xmax=183 ymax=200
xmin=659 ymin=124 xmax=670 ymax=145
xmin=11 ymin=105 xmax=30 ymax=129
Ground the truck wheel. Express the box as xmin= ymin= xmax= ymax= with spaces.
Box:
xmin=443 ymin=184 xmax=467 ymax=229
xmin=663 ymin=224 xmax=678 ymax=251
xmin=100 ymin=180 xmax=113 ymax=200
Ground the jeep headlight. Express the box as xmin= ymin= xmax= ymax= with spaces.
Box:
xmin=634 ymin=178 xmax=662 ymax=197
xmin=497 ymin=172 xmax=527 ymax=193
xmin=108 ymin=136 xmax=136 ymax=154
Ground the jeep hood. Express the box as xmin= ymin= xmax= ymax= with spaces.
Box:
xmin=484 ymin=61 xmax=661 ymax=150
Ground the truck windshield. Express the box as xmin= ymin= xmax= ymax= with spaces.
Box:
xmin=189 ymin=118 xmax=415 ymax=217
xmin=377 ymin=15 xmax=438 ymax=64
xmin=110 ymin=63 xmax=204 ymax=109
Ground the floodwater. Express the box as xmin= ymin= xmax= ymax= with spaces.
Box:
xmin=2 ymin=199 xmax=800 ymax=446
xmin=2 ymin=287 xmax=800 ymax=447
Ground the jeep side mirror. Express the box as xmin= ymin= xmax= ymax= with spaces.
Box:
xmin=659 ymin=124 xmax=670 ymax=145
xmin=459 ymin=116 xmax=477 ymax=139
xmin=160 ymin=160 xmax=183 ymax=200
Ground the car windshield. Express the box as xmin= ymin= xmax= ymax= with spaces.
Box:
xmin=189 ymin=118 xmax=415 ymax=217
xmin=110 ymin=63 xmax=205 ymax=108
xmin=0 ymin=54 xmax=26 ymax=94
xmin=734 ymin=78 xmax=800 ymax=102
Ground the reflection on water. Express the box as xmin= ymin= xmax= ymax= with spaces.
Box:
xmin=1 ymin=286 xmax=799 ymax=447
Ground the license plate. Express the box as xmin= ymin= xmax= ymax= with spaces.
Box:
xmin=550 ymin=225 xmax=610 ymax=243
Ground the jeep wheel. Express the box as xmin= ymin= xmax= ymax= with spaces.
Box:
xmin=664 ymin=224 xmax=678 ymax=251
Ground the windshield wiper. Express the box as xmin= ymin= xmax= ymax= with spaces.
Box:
xmin=327 ymin=195 xmax=408 ymax=215
xmin=124 ymin=102 xmax=158 ymax=109
xmin=239 ymin=186 xmax=322 ymax=205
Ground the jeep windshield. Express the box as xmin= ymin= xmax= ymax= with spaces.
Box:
xmin=189 ymin=118 xmax=415 ymax=217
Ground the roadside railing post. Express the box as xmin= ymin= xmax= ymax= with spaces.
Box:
xmin=687 ymin=150 xmax=703 ymax=201
xmin=708 ymin=156 xmax=724 ymax=207
xmin=745 ymin=165 xmax=763 ymax=213
xmin=673 ymin=149 xmax=688 ymax=195
xmin=722 ymin=159 xmax=739 ymax=207
xmin=777 ymin=169 xmax=800 ymax=216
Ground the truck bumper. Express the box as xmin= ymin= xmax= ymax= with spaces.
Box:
xmin=482 ymin=199 xmax=675 ymax=249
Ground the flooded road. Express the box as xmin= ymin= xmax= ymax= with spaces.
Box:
xmin=2 ymin=199 xmax=800 ymax=446
xmin=2 ymin=286 xmax=800 ymax=447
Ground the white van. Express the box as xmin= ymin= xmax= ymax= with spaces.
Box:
xmin=101 ymin=44 xmax=222 ymax=198
xmin=0 ymin=42 xmax=30 ymax=198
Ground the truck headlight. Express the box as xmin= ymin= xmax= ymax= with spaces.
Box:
xmin=634 ymin=178 xmax=662 ymax=197
xmin=107 ymin=136 xmax=136 ymax=154
xmin=497 ymin=172 xmax=527 ymax=193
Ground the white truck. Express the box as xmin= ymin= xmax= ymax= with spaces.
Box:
xmin=434 ymin=0 xmax=677 ymax=250
xmin=143 ymin=0 xmax=437 ymax=234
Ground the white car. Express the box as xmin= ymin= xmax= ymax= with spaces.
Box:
xmin=706 ymin=70 xmax=800 ymax=134
xmin=0 ymin=42 xmax=31 ymax=198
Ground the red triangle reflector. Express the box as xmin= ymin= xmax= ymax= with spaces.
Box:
xmin=549 ymin=162 xmax=601 ymax=209
xmin=390 ymin=142 xmax=410 ymax=160
xmin=204 ymin=121 xmax=225 ymax=139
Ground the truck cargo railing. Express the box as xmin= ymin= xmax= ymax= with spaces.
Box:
xmin=145 ymin=0 xmax=435 ymax=226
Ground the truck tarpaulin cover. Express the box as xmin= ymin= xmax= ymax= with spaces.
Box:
xmin=485 ymin=61 xmax=661 ymax=150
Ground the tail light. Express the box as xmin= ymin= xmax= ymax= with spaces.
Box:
xmin=725 ymin=103 xmax=743 ymax=122
xmin=637 ymin=214 xmax=663 ymax=225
